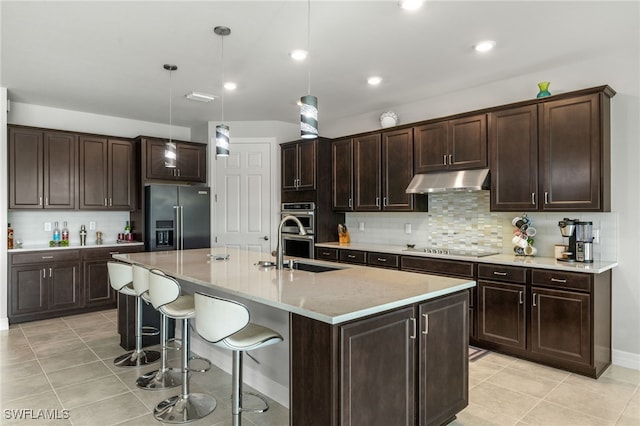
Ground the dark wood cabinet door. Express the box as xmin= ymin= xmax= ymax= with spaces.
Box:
xmin=332 ymin=138 xmax=354 ymax=211
xmin=414 ymin=122 xmax=449 ymax=173
xmin=297 ymin=140 xmax=316 ymax=190
xmin=477 ymin=280 xmax=526 ymax=349
xmin=382 ymin=128 xmax=414 ymax=211
xmin=145 ymin=139 xmax=174 ymax=180
xmin=281 ymin=143 xmax=299 ymax=191
xmin=489 ymin=105 xmax=538 ymax=211
xmin=8 ymin=127 xmax=43 ymax=209
xmin=539 ymin=94 xmax=602 ymax=211
xmin=340 ymin=306 xmax=415 ymax=426
xmin=43 ymin=132 xmax=77 ymax=209
xmin=531 ymin=287 xmax=591 ymax=366
xmin=108 ymin=139 xmax=134 ymax=210
xmin=448 ymin=114 xmax=488 ymax=170
xmin=83 ymin=259 xmax=113 ymax=307
xmin=175 ymin=143 xmax=207 ymax=182
xmin=10 ymin=265 xmax=47 ymax=316
xmin=48 ymin=262 xmax=80 ymax=311
xmin=354 ymin=134 xmax=382 ymax=211
xmin=79 ymin=136 xmax=109 ymax=210
xmin=419 ymin=291 xmax=469 ymax=426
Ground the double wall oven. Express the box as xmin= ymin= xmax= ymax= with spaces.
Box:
xmin=280 ymin=202 xmax=315 ymax=259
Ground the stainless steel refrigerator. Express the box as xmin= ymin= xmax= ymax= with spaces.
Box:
xmin=145 ymin=185 xmax=211 ymax=251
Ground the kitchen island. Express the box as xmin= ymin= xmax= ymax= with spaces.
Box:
xmin=114 ymin=248 xmax=475 ymax=426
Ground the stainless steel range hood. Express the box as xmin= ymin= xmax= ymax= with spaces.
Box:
xmin=405 ymin=169 xmax=490 ymax=194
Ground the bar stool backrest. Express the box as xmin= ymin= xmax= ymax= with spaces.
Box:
xmin=132 ymin=264 xmax=150 ymax=297
xmin=107 ymin=262 xmax=133 ymax=292
xmin=194 ymin=292 xmax=250 ymax=343
xmin=148 ymin=269 xmax=180 ymax=310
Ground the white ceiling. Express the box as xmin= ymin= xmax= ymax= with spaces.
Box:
xmin=1 ymin=1 xmax=637 ymax=130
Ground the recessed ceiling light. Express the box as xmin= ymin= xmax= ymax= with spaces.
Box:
xmin=367 ymin=76 xmax=383 ymax=86
xmin=290 ymin=50 xmax=308 ymax=61
xmin=474 ymin=40 xmax=496 ymax=52
xmin=185 ymin=92 xmax=216 ymax=102
xmin=398 ymin=0 xmax=424 ymax=11
xmin=224 ymin=82 xmax=237 ymax=90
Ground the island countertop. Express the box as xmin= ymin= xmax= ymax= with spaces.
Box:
xmin=113 ymin=248 xmax=475 ymax=325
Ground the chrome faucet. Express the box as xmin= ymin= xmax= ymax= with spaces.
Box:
xmin=276 ymin=215 xmax=307 ymax=269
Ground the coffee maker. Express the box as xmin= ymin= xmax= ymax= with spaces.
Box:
xmin=576 ymin=221 xmax=594 ymax=263
xmin=557 ymin=218 xmax=578 ymax=262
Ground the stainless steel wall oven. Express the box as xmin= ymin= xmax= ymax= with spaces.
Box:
xmin=280 ymin=202 xmax=315 ymax=258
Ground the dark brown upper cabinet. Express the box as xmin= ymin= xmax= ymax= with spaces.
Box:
xmin=8 ymin=126 xmax=77 ymax=210
xmin=490 ymin=86 xmax=614 ymax=212
xmin=281 ymin=139 xmax=316 ymax=191
xmin=414 ymin=114 xmax=487 ymax=173
xmin=79 ymin=136 xmax=134 ymax=210
xmin=332 ymin=138 xmax=354 ymax=211
xmin=354 ymin=134 xmax=382 ymax=211
xmin=142 ymin=137 xmax=207 ymax=183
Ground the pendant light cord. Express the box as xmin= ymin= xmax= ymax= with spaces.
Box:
xmin=307 ymin=0 xmax=311 ymax=95
xmin=221 ymin=34 xmax=225 ymax=122
xmin=169 ymin=69 xmax=173 ymax=143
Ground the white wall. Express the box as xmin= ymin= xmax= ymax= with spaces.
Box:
xmin=1 ymin=88 xmax=9 ymax=330
xmin=323 ymin=48 xmax=640 ymax=369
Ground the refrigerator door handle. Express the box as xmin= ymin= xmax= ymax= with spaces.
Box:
xmin=173 ymin=205 xmax=181 ymax=250
xmin=179 ymin=206 xmax=184 ymax=250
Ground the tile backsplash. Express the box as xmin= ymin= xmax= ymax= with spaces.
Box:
xmin=345 ymin=192 xmax=617 ymax=261
xmin=8 ymin=211 xmax=131 ymax=248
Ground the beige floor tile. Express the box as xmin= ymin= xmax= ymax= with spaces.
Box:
xmin=112 ymin=413 xmax=162 ymax=426
xmin=522 ymin=400 xmax=615 ymax=426
xmin=1 ymin=359 xmax=43 ymax=382
xmin=602 ymin=364 xmax=640 ymax=387
xmin=469 ymin=381 xmax=540 ymax=420
xmin=615 ymin=387 xmax=640 ymax=426
xmin=91 ymin=341 xmax=132 ymax=361
xmin=64 ymin=393 xmax=150 ymax=425
xmin=0 ymin=390 xmax=70 ymax=426
xmin=20 ymin=321 xmax=71 ymax=338
xmin=563 ymin=372 xmax=638 ymax=400
xmin=0 ymin=328 xmax=28 ymax=346
xmin=25 ymin=328 xmax=78 ymax=346
xmin=1 ymin=372 xmax=52 ymax=402
xmin=38 ymin=347 xmax=100 ymax=373
xmin=486 ymin=365 xmax=563 ymax=399
xmin=474 ymin=352 xmax=520 ymax=368
xmin=508 ymin=357 xmax=572 ymax=382
xmin=469 ymin=360 xmax=504 ymax=387
xmin=0 ymin=343 xmax=36 ymax=366
xmin=81 ymin=329 xmax=121 ymax=346
xmin=56 ymin=375 xmax=130 ymax=409
xmin=46 ymin=360 xmax=114 ymax=388
xmin=19 ymin=317 xmax=65 ymax=330
xmin=31 ymin=338 xmax=87 ymax=358
xmin=452 ymin=402 xmax=520 ymax=425
xmin=243 ymin=396 xmax=290 ymax=426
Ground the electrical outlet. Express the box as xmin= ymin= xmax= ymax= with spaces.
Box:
xmin=44 ymin=222 xmax=52 ymax=232
xmin=593 ymin=229 xmax=600 ymax=244
xmin=358 ymin=222 xmax=365 ymax=231
xmin=405 ymin=223 xmax=412 ymax=234
xmin=89 ymin=221 xmax=96 ymax=230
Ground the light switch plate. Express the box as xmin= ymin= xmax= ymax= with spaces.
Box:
xmin=405 ymin=223 xmax=412 ymax=234
xmin=358 ymin=222 xmax=365 ymax=231
xmin=44 ymin=222 xmax=51 ymax=231
xmin=89 ymin=221 xmax=96 ymax=230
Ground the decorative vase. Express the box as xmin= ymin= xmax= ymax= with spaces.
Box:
xmin=536 ymin=81 xmax=551 ymax=98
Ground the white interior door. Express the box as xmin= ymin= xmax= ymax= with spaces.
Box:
xmin=214 ymin=141 xmax=273 ymax=254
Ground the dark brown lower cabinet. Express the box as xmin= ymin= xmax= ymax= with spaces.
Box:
xmin=477 ymin=281 xmax=527 ymax=350
xmin=290 ymin=290 xmax=468 ymax=426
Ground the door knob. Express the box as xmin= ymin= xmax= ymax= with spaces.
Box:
xmin=262 ymin=236 xmax=269 ymax=241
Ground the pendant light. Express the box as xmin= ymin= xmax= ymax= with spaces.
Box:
xmin=163 ymin=64 xmax=178 ymax=168
xmin=214 ymin=26 xmax=231 ymax=157
xmin=300 ymin=0 xmax=318 ymax=139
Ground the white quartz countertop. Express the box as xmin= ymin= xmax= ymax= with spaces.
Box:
xmin=113 ymin=248 xmax=475 ymax=325
xmin=316 ymin=242 xmax=617 ymax=274
xmin=9 ymin=241 xmax=144 ymax=252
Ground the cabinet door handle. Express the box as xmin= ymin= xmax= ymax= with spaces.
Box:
xmin=45 ymin=196 xmax=49 ymax=206
xmin=104 ymin=198 xmax=108 ymax=207
xmin=376 ymin=257 xmax=387 ymax=262
xmin=348 ymin=198 xmax=352 ymax=208
xmin=551 ymin=278 xmax=567 ymax=283
xmin=109 ymin=198 xmax=113 ymax=207
xmin=422 ymin=313 xmax=429 ymax=335
xmin=39 ymin=196 xmax=43 ymax=206
xmin=443 ymin=155 xmax=447 ymax=165
xmin=531 ymin=193 xmax=536 ymax=205
xmin=448 ymin=154 xmax=453 ymax=165
xmin=48 ymin=267 xmax=52 ymax=278
xmin=493 ymin=271 xmax=507 ymax=276
xmin=41 ymin=256 xmax=54 ymax=260
xmin=532 ymin=293 xmax=538 ymax=307
xmin=519 ymin=291 xmax=524 ymax=304
xmin=109 ymin=251 xmax=119 ymax=255
xmin=409 ymin=317 xmax=417 ymax=339
xmin=375 ymin=197 xmax=380 ymax=207
xmin=347 ymin=254 xmax=356 ymax=259
xmin=42 ymin=268 xmax=46 ymax=279
xmin=383 ymin=197 xmax=388 ymax=207
xmin=322 ymin=251 xmax=331 ymax=256
xmin=544 ymin=192 xmax=549 ymax=204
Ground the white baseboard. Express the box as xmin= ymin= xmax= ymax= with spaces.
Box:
xmin=190 ymin=338 xmax=290 ymax=409
xmin=0 ymin=316 xmax=8 ymax=331
xmin=613 ymin=349 xmax=640 ymax=371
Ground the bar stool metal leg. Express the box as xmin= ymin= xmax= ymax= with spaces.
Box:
xmin=153 ymin=317 xmax=217 ymax=423
xmin=136 ymin=313 xmax=181 ymax=390
xmin=114 ymin=296 xmax=161 ymax=367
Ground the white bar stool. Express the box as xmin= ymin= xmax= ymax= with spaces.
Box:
xmin=133 ymin=265 xmax=182 ymax=390
xmin=148 ymin=270 xmax=216 ymax=423
xmin=193 ymin=292 xmax=283 ymax=426
xmin=107 ymin=262 xmax=160 ymax=367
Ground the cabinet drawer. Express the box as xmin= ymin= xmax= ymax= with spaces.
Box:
xmin=531 ymin=269 xmax=591 ymax=292
xmin=82 ymin=245 xmax=144 ymax=260
xmin=339 ymin=250 xmax=366 ymax=264
xmin=368 ymin=252 xmax=399 ymax=269
xmin=315 ymin=247 xmax=338 ymax=262
xmin=11 ymin=250 xmax=80 ymax=265
xmin=478 ymin=264 xmax=527 ymax=284
xmin=401 ymin=256 xmax=474 ymax=278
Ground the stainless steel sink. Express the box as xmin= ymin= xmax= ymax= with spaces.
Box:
xmin=291 ymin=262 xmax=343 ymax=273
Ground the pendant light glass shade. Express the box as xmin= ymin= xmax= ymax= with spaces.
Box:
xmin=300 ymin=95 xmax=318 ymax=139
xmin=164 ymin=141 xmax=177 ymax=167
xmin=215 ymin=124 xmax=230 ymax=156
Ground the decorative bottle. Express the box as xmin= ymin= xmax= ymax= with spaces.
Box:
xmin=61 ymin=221 xmax=70 ymax=241
xmin=8 ymin=223 xmax=14 ymax=249
xmin=124 ymin=220 xmax=132 ymax=241
xmin=52 ymin=221 xmax=61 ymax=243
xmin=80 ymin=225 xmax=87 ymax=246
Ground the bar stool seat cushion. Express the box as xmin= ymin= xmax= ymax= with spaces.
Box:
xmin=161 ymin=295 xmax=195 ymax=319
xmin=214 ymin=323 xmax=282 ymax=352
xmin=119 ymin=283 xmax=137 ymax=297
